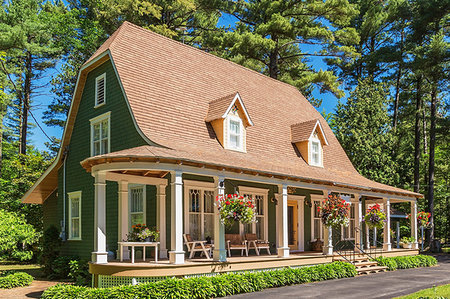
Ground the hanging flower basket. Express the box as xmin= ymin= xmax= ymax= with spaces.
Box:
xmin=216 ymin=194 xmax=257 ymax=228
xmin=363 ymin=204 xmax=386 ymax=230
xmin=318 ymin=194 xmax=350 ymax=228
xmin=416 ymin=211 xmax=431 ymax=228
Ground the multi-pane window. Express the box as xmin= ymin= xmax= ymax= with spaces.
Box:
xmin=229 ymin=119 xmax=241 ymax=149
xmin=68 ymin=191 xmax=82 ymax=240
xmin=187 ymin=188 xmax=215 ymax=240
xmin=313 ymin=200 xmax=323 ymax=240
xmin=95 ymin=73 xmax=106 ymax=107
xmin=129 ymin=186 xmax=145 ymax=228
xmin=311 ymin=141 xmax=320 ymax=165
xmin=242 ymin=192 xmax=266 ymax=240
xmin=343 ymin=204 xmax=356 ymax=239
xmin=90 ymin=113 xmax=110 ymax=156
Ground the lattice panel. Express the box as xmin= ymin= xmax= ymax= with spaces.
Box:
xmin=98 ymin=275 xmax=168 ymax=288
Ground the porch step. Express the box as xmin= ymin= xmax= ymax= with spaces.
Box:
xmin=354 ymin=261 xmax=378 ymax=268
xmin=334 ymin=256 xmax=371 ymax=263
xmin=356 ymin=265 xmax=387 ymax=275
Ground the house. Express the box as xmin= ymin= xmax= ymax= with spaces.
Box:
xmin=21 ymin=21 xmax=421 ymax=286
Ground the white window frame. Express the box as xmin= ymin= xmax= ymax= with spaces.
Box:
xmin=90 ymin=111 xmax=111 ymax=156
xmin=183 ymin=180 xmax=216 ymax=240
xmin=95 ymin=73 xmax=106 ymax=108
xmin=226 ymin=115 xmax=244 ymax=152
xmin=68 ymin=191 xmax=82 ymax=240
xmin=238 ymin=186 xmax=269 ymax=241
xmin=309 ymin=134 xmax=323 ymax=167
xmin=128 ymin=184 xmax=146 ymax=230
xmin=342 ymin=203 xmax=356 ymax=240
xmin=311 ymin=194 xmax=324 ymax=241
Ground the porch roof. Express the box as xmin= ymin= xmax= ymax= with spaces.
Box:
xmin=80 ymin=145 xmax=421 ymax=199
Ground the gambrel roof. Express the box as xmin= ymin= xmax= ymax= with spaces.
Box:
xmin=22 ymin=21 xmax=421 ymax=203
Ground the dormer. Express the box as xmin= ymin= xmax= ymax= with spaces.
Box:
xmin=291 ymin=119 xmax=329 ymax=167
xmin=205 ymin=92 xmax=253 ymax=152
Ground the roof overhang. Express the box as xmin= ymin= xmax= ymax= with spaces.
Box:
xmin=222 ymin=92 xmax=254 ymax=126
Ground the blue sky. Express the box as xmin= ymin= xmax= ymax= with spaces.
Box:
xmin=29 ymin=14 xmax=343 ymax=151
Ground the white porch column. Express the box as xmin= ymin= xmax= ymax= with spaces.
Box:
xmin=322 ymin=190 xmax=333 ymax=255
xmin=213 ymin=177 xmax=227 ymax=261
xmin=156 ymin=184 xmax=168 ymax=259
xmin=411 ymin=201 xmax=419 ymax=249
xmin=169 ymin=171 xmax=185 ymax=264
xmin=92 ymin=171 xmax=108 ymax=264
xmin=353 ymin=194 xmax=361 ymax=251
xmin=277 ymin=184 xmax=289 ymax=258
xmin=383 ymin=197 xmax=392 ymax=251
xmin=117 ymin=180 xmax=129 ymax=260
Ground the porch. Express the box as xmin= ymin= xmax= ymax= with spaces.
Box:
xmin=89 ymin=248 xmax=419 ymax=287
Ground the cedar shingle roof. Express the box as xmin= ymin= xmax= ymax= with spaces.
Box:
xmin=205 ymin=93 xmax=237 ymax=122
xmin=80 ymin=21 xmax=419 ymax=198
xmin=291 ymin=119 xmax=320 ymax=143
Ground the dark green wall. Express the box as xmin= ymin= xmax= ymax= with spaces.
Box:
xmin=42 ymin=190 xmax=59 ymax=231
xmin=55 ymin=59 xmax=147 ymax=259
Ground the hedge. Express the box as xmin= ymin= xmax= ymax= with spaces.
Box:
xmin=0 ymin=272 xmax=33 ymax=289
xmin=373 ymin=255 xmax=437 ymax=271
xmin=42 ymin=261 xmax=357 ymax=299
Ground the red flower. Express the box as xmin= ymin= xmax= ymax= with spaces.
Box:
xmin=228 ymin=194 xmax=232 ymax=198
xmin=239 ymin=202 xmax=243 ymax=205
xmin=226 ymin=201 xmax=230 ymax=205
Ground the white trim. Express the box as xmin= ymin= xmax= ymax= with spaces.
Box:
xmin=311 ymin=198 xmax=323 ymax=242
xmin=90 ymin=111 xmax=111 ymax=157
xmin=226 ymin=115 xmax=245 ymax=152
xmin=128 ymin=184 xmax=146 ymax=230
xmin=183 ymin=180 xmax=215 ymax=189
xmin=222 ymin=92 xmax=254 ymax=126
xmin=309 ymin=120 xmax=329 ymax=146
xmin=105 ymin=172 xmax=167 ymax=186
xmin=68 ymin=191 xmax=82 ymax=240
xmin=288 ymin=195 xmax=305 ymax=252
xmin=94 ymin=73 xmax=106 ymax=108
xmin=238 ymin=186 xmax=269 ymax=241
xmin=341 ymin=203 xmax=356 ymax=240
xmin=308 ymin=136 xmax=323 ymax=167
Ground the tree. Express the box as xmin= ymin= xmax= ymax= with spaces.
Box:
xmin=333 ymin=79 xmax=399 ymax=185
xmin=204 ymin=0 xmax=359 ymax=107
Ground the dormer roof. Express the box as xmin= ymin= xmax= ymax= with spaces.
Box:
xmin=291 ymin=119 xmax=329 ymax=145
xmin=205 ymin=92 xmax=254 ymax=126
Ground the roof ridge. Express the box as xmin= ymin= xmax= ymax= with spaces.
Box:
xmin=208 ymin=92 xmax=237 ymax=104
xmin=120 ymin=22 xmax=303 ymax=94
xmin=290 ymin=118 xmax=319 ymax=127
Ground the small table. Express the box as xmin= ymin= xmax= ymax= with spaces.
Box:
xmin=118 ymin=242 xmax=160 ymax=264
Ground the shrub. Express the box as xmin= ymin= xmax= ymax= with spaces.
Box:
xmin=68 ymin=259 xmax=91 ymax=286
xmin=39 ymin=225 xmax=61 ymax=276
xmin=0 ymin=272 xmax=33 ymax=289
xmin=49 ymin=255 xmax=79 ymax=279
xmin=42 ymin=262 xmax=357 ymax=299
xmin=373 ymin=255 xmax=437 ymax=271
xmin=0 ymin=209 xmax=40 ymax=262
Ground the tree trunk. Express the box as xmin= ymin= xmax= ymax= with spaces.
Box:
xmin=269 ymin=36 xmax=279 ymax=79
xmin=20 ymin=52 xmax=32 ymax=155
xmin=393 ymin=30 xmax=404 ymax=130
xmin=413 ymin=76 xmax=422 ymax=194
xmin=427 ymin=87 xmax=437 ymax=240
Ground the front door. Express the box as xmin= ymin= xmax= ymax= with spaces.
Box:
xmin=287 ymin=200 xmax=298 ymax=250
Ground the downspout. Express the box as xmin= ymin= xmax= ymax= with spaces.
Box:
xmin=60 ymin=146 xmax=69 ymax=241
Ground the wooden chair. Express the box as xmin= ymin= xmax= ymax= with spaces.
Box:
xmin=225 ymin=234 xmax=248 ymax=257
xmin=183 ymin=234 xmax=212 ymax=259
xmin=245 ymin=233 xmax=271 ymax=255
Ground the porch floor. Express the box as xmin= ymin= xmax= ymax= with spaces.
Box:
xmin=89 ymin=248 xmax=418 ymax=278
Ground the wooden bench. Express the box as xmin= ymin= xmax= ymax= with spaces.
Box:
xmin=183 ymin=234 xmax=212 ymax=259
xmin=245 ymin=233 xmax=271 ymax=255
xmin=226 ymin=234 xmax=248 ymax=257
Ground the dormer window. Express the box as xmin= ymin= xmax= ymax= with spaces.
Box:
xmin=205 ymin=92 xmax=253 ymax=152
xmin=291 ymin=119 xmax=328 ymax=167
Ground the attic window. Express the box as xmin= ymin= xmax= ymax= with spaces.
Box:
xmin=311 ymin=140 xmax=321 ymax=166
xmin=291 ymin=119 xmax=328 ymax=167
xmin=229 ymin=117 xmax=242 ymax=149
xmin=95 ymin=73 xmax=106 ymax=107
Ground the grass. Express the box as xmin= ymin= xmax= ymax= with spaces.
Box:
xmin=395 ymin=284 xmax=450 ymax=299
xmin=0 ymin=263 xmax=43 ymax=278
xmin=443 ymin=247 xmax=450 ymax=254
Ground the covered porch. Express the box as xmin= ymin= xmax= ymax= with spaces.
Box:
xmin=84 ymin=157 xmax=420 ymax=267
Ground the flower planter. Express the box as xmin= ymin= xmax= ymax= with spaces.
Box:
xmin=311 ymin=239 xmax=323 ymax=252
xmin=402 ymin=243 xmax=412 ymax=249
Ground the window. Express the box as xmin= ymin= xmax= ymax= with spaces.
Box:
xmin=129 ymin=185 xmax=146 ymax=229
xmin=226 ymin=116 xmax=244 ymax=151
xmin=239 ymin=187 xmax=268 ymax=240
xmin=68 ymin=191 xmax=82 ymax=240
xmin=95 ymin=73 xmax=106 ymax=107
xmin=184 ymin=181 xmax=215 ymax=240
xmin=312 ymin=199 xmax=323 ymax=240
xmin=311 ymin=141 xmax=320 ymax=165
xmin=90 ymin=112 xmax=110 ymax=156
xmin=343 ymin=204 xmax=356 ymax=239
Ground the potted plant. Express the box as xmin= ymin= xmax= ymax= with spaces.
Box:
xmin=318 ymin=194 xmax=350 ymax=228
xmin=401 ymin=237 xmax=415 ymax=249
xmin=216 ymin=194 xmax=257 ymax=228
xmin=127 ymin=224 xmax=159 ymax=242
xmin=363 ymin=204 xmax=387 ymax=230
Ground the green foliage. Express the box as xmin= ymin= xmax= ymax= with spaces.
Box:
xmin=48 ymin=256 xmax=80 ymax=280
xmin=0 ymin=209 xmax=40 ymax=261
xmin=42 ymin=262 xmax=357 ymax=299
xmin=334 ymin=79 xmax=400 ymax=186
xmin=68 ymin=259 xmax=90 ymax=286
xmin=0 ymin=271 xmax=33 ymax=289
xmin=39 ymin=225 xmax=61 ymax=277
xmin=373 ymin=255 xmax=437 ymax=271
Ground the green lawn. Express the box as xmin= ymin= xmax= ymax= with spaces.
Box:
xmin=0 ymin=263 xmax=43 ymax=278
xmin=443 ymin=247 xmax=450 ymax=254
xmin=395 ymin=284 xmax=450 ymax=299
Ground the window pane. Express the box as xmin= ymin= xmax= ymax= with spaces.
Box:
xmin=101 ymin=139 xmax=108 ymax=154
xmin=230 ymin=134 xmax=239 ymax=148
xmin=72 ymin=218 xmax=79 ymax=238
xmin=189 ymin=213 xmax=201 ymax=240
xmin=189 ymin=189 xmax=200 ymax=212
xmin=93 ymin=124 xmax=100 ymax=141
xmin=71 ymin=198 xmax=79 ymax=217
xmin=350 ymin=220 xmax=355 ymax=238
xmin=256 ymin=216 xmax=264 ymax=239
xmin=314 ymin=201 xmax=320 ymax=218
xmin=131 ymin=213 xmax=144 ymax=226
xmin=204 ymin=214 xmax=214 ymax=239
xmin=230 ymin=120 xmax=240 ymax=134
xmin=130 ymin=187 xmax=144 ymax=213
xmin=312 ymin=142 xmax=319 ymax=153
xmin=204 ymin=191 xmax=214 ymax=213
xmin=101 ymin=120 xmax=108 ymax=138
xmin=314 ymin=219 xmax=321 ymax=239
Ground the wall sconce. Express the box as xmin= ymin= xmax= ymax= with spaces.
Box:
xmin=305 ymin=199 xmax=312 ymax=208
xmin=271 ymin=197 xmax=278 ymax=205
